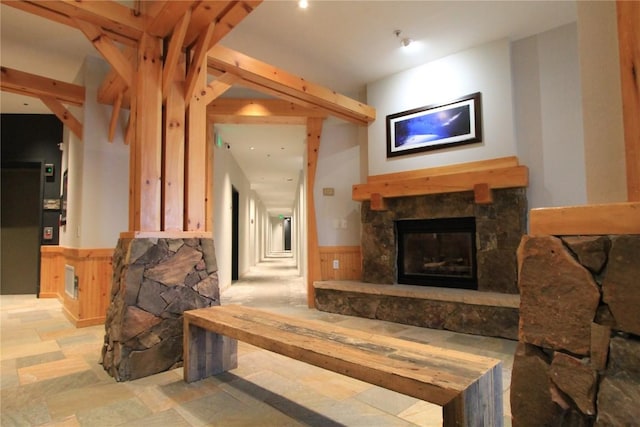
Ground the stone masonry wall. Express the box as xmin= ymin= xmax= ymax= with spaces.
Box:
xmin=101 ymin=237 xmax=219 ymax=381
xmin=512 ymin=235 xmax=640 ymax=425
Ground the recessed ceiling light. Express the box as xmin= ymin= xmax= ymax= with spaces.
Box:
xmin=298 ymin=0 xmax=308 ymax=9
xmin=250 ymin=147 xmax=255 ymax=150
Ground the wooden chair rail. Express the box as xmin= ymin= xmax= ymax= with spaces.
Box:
xmin=183 ymin=305 xmax=503 ymax=427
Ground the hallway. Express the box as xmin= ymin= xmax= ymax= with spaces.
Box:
xmin=1 ymin=257 xmax=516 ymax=426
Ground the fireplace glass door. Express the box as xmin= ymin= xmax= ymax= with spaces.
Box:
xmin=396 ymin=217 xmax=477 ymax=289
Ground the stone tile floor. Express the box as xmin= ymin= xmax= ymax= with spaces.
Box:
xmin=1 ymin=253 xmax=516 ymax=426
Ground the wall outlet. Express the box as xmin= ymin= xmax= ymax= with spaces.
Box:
xmin=332 ymin=259 xmax=339 ymax=269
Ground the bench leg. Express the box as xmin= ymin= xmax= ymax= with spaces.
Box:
xmin=442 ymin=363 xmax=503 ymax=427
xmin=184 ymin=319 xmax=238 ymax=383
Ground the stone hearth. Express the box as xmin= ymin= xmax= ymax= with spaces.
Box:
xmin=101 ymin=237 xmax=219 ymax=381
xmin=314 ymin=281 xmax=519 ymax=340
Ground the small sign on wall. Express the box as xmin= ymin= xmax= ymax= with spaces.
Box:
xmin=43 ymin=227 xmax=53 ymax=240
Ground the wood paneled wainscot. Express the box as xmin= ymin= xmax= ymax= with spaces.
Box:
xmin=319 ymin=246 xmax=362 ymax=281
xmin=40 ymin=246 xmax=113 ymax=327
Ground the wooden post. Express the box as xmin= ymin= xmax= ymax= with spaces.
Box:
xmin=183 ymin=318 xmax=238 ymax=383
xmin=306 ymin=118 xmax=323 ymax=308
xmin=616 ymin=0 xmax=640 ymax=202
xmin=442 ymin=363 xmax=503 ymax=427
xmin=134 ymin=32 xmax=163 ymax=231
xmin=164 ymin=58 xmax=186 ymax=231
xmin=185 ymin=55 xmax=209 ymax=232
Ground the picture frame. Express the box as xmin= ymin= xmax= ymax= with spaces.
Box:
xmin=386 ymin=92 xmax=482 ymax=158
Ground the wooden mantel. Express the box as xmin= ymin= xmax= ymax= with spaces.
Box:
xmin=353 ymin=157 xmax=528 ymax=210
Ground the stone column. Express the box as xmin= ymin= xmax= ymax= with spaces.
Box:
xmin=101 ymin=236 xmax=219 ymax=381
xmin=512 ymin=234 xmax=640 ymax=425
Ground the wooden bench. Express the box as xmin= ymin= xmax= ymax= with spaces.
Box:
xmin=183 ymin=305 xmax=503 ymax=427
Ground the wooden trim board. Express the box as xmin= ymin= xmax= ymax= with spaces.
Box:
xmin=529 ymin=202 xmax=640 ymax=235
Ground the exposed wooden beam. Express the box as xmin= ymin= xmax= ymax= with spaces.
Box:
xmin=97 ymin=47 xmax=135 ymax=107
xmin=40 ymin=95 xmax=83 ymax=140
xmin=108 ymin=91 xmax=124 ymax=143
xmin=134 ymin=32 xmax=163 ymax=231
xmin=164 ymin=60 xmax=186 ymax=231
xmin=185 ymin=56 xmax=209 ymax=232
xmin=183 ymin=1 xmax=229 ymax=48
xmin=306 ymin=117 xmax=324 ymax=308
xmin=207 ymin=98 xmax=328 ymax=125
xmin=74 ymin=19 xmax=134 ymax=88
xmin=207 ymin=45 xmax=376 ymax=125
xmin=162 ymin=8 xmax=191 ymax=100
xmin=616 ymin=0 xmax=640 ymax=201
xmin=0 ymin=66 xmax=85 ymax=106
xmin=2 ymin=0 xmax=142 ymax=46
xmin=184 ymin=22 xmax=215 ymax=105
xmin=207 ymin=1 xmax=263 ymax=50
xmin=199 ymin=72 xmax=238 ymax=106
xmin=145 ymin=0 xmax=195 ymax=38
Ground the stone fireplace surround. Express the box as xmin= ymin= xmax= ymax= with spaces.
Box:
xmin=314 ymin=187 xmax=527 ymax=340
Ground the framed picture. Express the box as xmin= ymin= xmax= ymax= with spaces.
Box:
xmin=386 ymin=92 xmax=482 ymax=158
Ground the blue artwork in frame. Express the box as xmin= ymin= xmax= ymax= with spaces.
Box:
xmin=386 ymin=92 xmax=482 ymax=158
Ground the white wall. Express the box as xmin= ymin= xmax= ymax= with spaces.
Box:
xmin=212 ymin=136 xmax=252 ymax=288
xmin=314 ymin=119 xmax=362 ymax=246
xmin=512 ymin=23 xmax=587 ymax=208
xmin=59 ymin=56 xmax=129 ymax=248
xmin=367 ymin=39 xmax=517 ymax=176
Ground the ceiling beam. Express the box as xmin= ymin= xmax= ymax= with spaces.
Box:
xmin=207 ymin=1 xmax=263 ymax=50
xmin=2 ymin=0 xmax=143 ymax=46
xmin=40 ymin=95 xmax=83 ymax=140
xmin=74 ymin=19 xmax=134 ymax=87
xmin=0 ymin=66 xmax=85 ymax=106
xmin=207 ymin=45 xmax=376 ymax=126
xmin=208 ymin=98 xmax=328 ymax=125
xmin=145 ymin=1 xmax=195 ymax=38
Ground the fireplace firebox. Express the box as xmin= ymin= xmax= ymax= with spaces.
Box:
xmin=396 ymin=217 xmax=477 ymax=290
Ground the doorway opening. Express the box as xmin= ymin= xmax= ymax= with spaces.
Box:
xmin=231 ymin=186 xmax=239 ymax=281
xmin=1 ymin=162 xmax=42 ymax=295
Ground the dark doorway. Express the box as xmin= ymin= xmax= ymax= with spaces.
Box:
xmin=284 ymin=217 xmax=292 ymax=251
xmin=231 ymin=187 xmax=239 ymax=281
xmin=1 ymin=163 xmax=42 ymax=294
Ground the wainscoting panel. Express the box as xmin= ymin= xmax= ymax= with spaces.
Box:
xmin=40 ymin=246 xmax=113 ymax=327
xmin=319 ymin=246 xmax=362 ymax=281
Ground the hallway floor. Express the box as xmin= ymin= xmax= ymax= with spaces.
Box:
xmin=1 ymin=254 xmax=516 ymax=426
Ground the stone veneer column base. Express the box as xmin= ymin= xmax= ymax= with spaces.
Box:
xmin=314 ymin=281 xmax=520 ymax=340
xmin=101 ymin=237 xmax=219 ymax=381
xmin=512 ymin=234 xmax=640 ymax=425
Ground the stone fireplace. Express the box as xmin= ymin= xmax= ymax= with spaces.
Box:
xmin=314 ymin=186 xmax=526 ymax=340
xmin=314 ymin=159 xmax=529 ymax=339
xmin=362 ymin=188 xmax=526 ymax=294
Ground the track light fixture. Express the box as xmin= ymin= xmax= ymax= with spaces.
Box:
xmin=394 ymin=29 xmax=413 ymax=48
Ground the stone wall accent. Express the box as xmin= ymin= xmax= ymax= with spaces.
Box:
xmin=511 ymin=234 xmax=640 ymax=425
xmin=101 ymin=237 xmax=219 ymax=381
xmin=361 ymin=188 xmax=527 ymax=294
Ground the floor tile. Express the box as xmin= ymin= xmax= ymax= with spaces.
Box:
xmin=0 ymin=253 xmax=516 ymax=426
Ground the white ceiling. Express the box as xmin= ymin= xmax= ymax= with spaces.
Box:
xmin=0 ymin=1 xmax=577 ymax=215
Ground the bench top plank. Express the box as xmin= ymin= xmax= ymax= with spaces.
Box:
xmin=184 ymin=305 xmax=501 ymax=406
